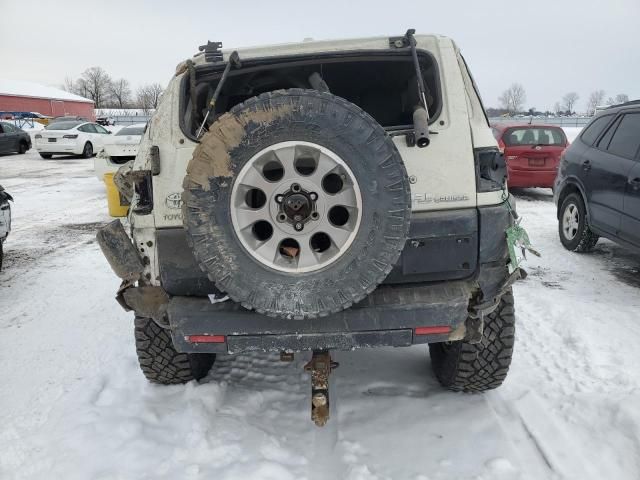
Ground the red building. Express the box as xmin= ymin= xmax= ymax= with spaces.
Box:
xmin=0 ymin=80 xmax=94 ymax=119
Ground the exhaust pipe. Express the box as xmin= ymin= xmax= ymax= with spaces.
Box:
xmin=413 ymin=106 xmax=430 ymax=148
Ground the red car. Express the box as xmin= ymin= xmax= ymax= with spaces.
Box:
xmin=491 ymin=124 xmax=569 ymax=188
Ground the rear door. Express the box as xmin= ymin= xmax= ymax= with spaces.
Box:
xmin=615 ymin=112 xmax=640 ymax=246
xmin=0 ymin=123 xmax=8 ymax=152
xmin=503 ymin=127 xmax=567 ymax=172
xmin=92 ymin=123 xmax=110 ymax=149
xmin=585 ymin=112 xmax=640 ymax=236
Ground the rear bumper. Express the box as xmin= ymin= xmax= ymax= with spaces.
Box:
xmin=169 ymin=281 xmax=472 ymax=354
xmin=507 ymin=167 xmax=557 ymax=188
xmin=104 ymin=203 xmax=513 ymax=354
xmin=36 ymin=142 xmax=82 ymax=155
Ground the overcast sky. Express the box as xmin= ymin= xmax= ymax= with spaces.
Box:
xmin=1 ymin=0 xmax=638 ymax=111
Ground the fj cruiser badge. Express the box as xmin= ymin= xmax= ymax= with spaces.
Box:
xmin=413 ymin=193 xmax=469 ymax=204
xmin=166 ymin=193 xmax=183 ymax=209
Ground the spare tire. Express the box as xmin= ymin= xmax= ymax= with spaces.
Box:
xmin=183 ymin=89 xmax=410 ymax=319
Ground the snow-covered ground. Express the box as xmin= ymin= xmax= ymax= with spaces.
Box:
xmin=1 ymin=148 xmax=639 ymax=480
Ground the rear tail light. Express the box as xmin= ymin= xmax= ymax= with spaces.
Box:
xmin=185 ymin=334 xmax=226 ymax=343
xmin=498 ymin=138 xmax=506 ymax=154
xmin=132 ymin=171 xmax=153 ymax=215
xmin=415 ymin=326 xmax=451 ymax=335
xmin=475 ymin=147 xmax=507 ymax=192
xmin=63 ymin=134 xmax=78 ymax=139
xmin=35 ymin=134 xmax=42 ymax=139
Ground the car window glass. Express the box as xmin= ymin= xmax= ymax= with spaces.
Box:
xmin=116 ymin=126 xmax=145 ymax=136
xmin=580 ymin=115 xmax=613 ymax=146
xmin=605 ymin=113 xmax=640 ymax=159
xmin=83 ymin=124 xmax=97 ymax=133
xmin=503 ymin=127 xmax=566 ymax=146
xmin=77 ymin=125 xmax=89 ymax=133
xmin=2 ymin=123 xmax=15 ymax=132
xmin=596 ymin=116 xmax=621 ymax=150
xmin=94 ymin=124 xmax=108 ymax=134
xmin=0 ymin=124 xmax=4 ymax=134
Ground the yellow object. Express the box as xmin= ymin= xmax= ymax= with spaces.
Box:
xmin=104 ymin=173 xmax=129 ymax=217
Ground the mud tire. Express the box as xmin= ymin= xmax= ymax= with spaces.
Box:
xmin=183 ymin=89 xmax=411 ymax=319
xmin=429 ymin=289 xmax=515 ymax=392
xmin=134 ymin=317 xmax=215 ymax=384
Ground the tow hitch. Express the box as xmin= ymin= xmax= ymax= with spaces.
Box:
xmin=304 ymin=350 xmax=339 ymax=427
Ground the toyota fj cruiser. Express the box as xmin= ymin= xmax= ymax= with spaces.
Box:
xmin=98 ymin=30 xmax=522 ymax=426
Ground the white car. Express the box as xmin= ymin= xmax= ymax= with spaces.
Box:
xmin=35 ymin=120 xmax=112 ymax=159
xmin=94 ymin=123 xmax=145 ymax=180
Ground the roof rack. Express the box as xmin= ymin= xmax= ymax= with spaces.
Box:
xmin=608 ymin=99 xmax=640 ymax=108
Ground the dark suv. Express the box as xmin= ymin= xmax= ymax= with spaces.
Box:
xmin=554 ymin=101 xmax=640 ymax=252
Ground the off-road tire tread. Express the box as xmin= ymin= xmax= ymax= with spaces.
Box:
xmin=429 ymin=290 xmax=515 ymax=393
xmin=134 ymin=316 xmax=214 ymax=384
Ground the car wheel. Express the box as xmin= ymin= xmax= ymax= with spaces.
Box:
xmin=429 ymin=289 xmax=515 ymax=392
xmin=39 ymin=153 xmax=53 ymax=159
xmin=134 ymin=316 xmax=215 ymax=384
xmin=558 ymin=192 xmax=599 ymax=252
xmin=82 ymin=142 xmax=93 ymax=159
xmin=18 ymin=141 xmax=28 ymax=154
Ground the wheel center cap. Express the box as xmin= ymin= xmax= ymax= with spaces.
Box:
xmin=284 ymin=193 xmax=311 ymax=218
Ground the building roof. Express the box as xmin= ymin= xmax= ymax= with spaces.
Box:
xmin=0 ymin=79 xmax=94 ymax=104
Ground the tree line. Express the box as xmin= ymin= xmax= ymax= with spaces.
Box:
xmin=495 ymin=83 xmax=630 ymax=116
xmin=62 ymin=67 xmax=163 ymax=113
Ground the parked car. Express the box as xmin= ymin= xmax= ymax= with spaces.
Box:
xmin=96 ymin=116 xmax=115 ymax=126
xmin=0 ymin=185 xmax=12 ymax=271
xmin=48 ymin=115 xmax=90 ymax=127
xmin=94 ymin=123 xmax=145 ymax=180
xmin=555 ymin=101 xmax=640 ymax=252
xmin=0 ymin=121 xmax=32 ymax=154
xmin=97 ymin=30 xmax=521 ymax=427
xmin=492 ymin=124 xmax=568 ymax=188
xmin=35 ymin=121 xmax=111 ymax=159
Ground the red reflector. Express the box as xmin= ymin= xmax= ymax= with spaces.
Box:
xmin=415 ymin=326 xmax=451 ymax=335
xmin=185 ymin=334 xmax=226 ymax=343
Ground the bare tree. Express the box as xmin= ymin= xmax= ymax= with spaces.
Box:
xmin=136 ymin=83 xmax=164 ymax=113
xmin=586 ymin=89 xmax=606 ymax=115
xmin=615 ymin=93 xmax=629 ymax=104
xmin=109 ymin=78 xmax=132 ymax=108
xmin=61 ymin=76 xmax=76 ymax=93
xmin=498 ymin=83 xmax=526 ymax=115
xmin=562 ymin=92 xmax=579 ymax=114
xmin=553 ymin=102 xmax=562 ymax=115
xmin=79 ymin=67 xmax=113 ymax=108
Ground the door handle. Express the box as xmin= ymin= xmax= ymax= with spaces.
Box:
xmin=582 ymin=160 xmax=591 ymax=171
xmin=629 ymin=177 xmax=640 ymax=190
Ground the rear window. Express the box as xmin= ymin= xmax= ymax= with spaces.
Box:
xmin=116 ymin=126 xmax=145 ymax=136
xmin=503 ymin=127 xmax=566 ymax=146
xmin=580 ymin=115 xmax=613 ymax=146
xmin=46 ymin=121 xmax=81 ymax=130
xmin=182 ymin=52 xmax=441 ymax=138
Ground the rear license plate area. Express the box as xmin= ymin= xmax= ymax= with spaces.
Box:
xmin=528 ymin=157 xmax=545 ymax=166
xmin=48 ymin=138 xmax=56 ymax=143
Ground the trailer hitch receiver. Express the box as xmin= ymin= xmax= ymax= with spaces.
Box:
xmin=304 ymin=350 xmax=339 ymax=427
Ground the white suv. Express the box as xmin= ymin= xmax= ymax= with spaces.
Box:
xmin=98 ymin=30 xmax=518 ymax=425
